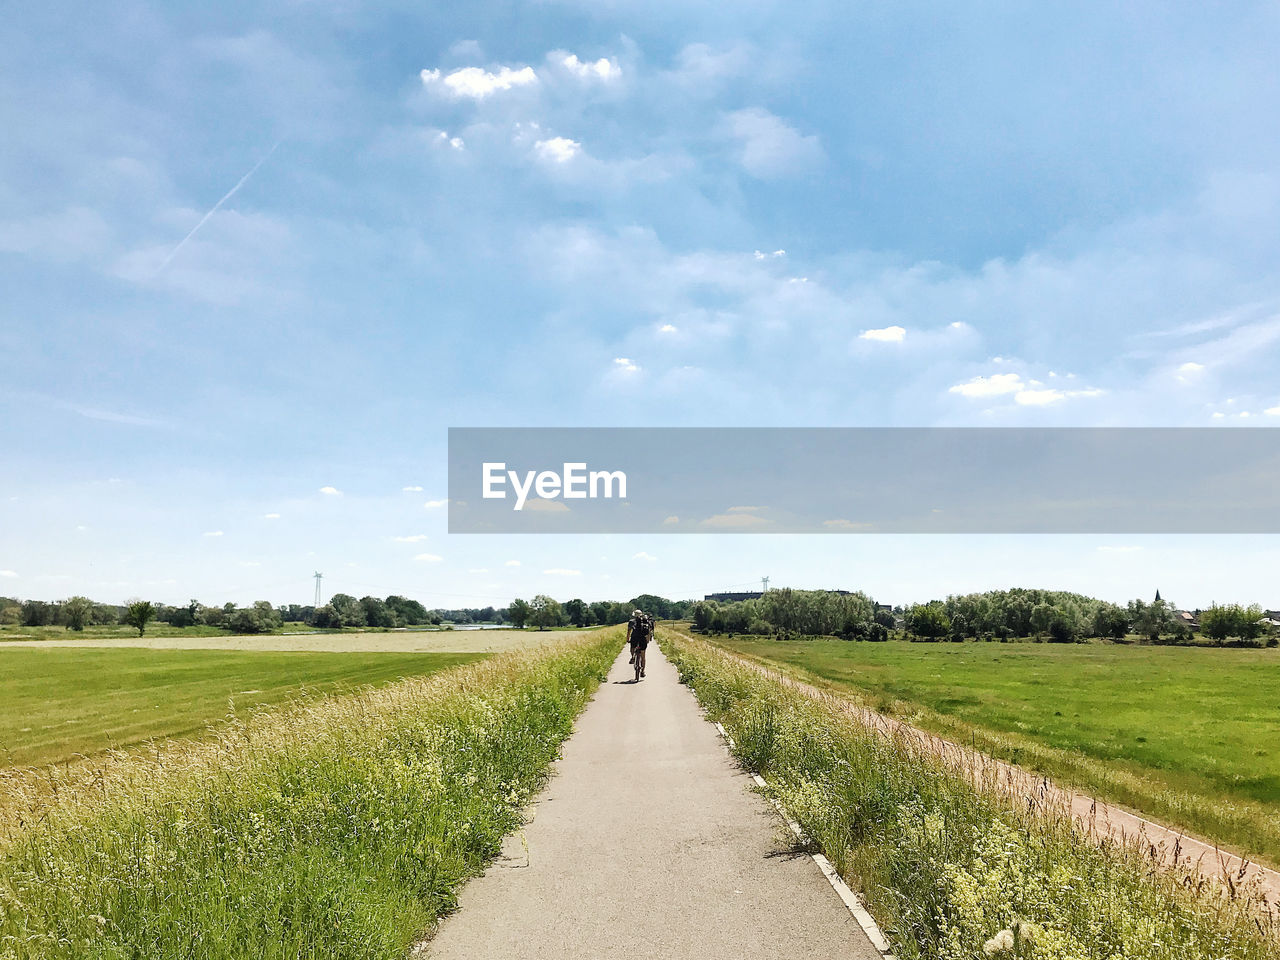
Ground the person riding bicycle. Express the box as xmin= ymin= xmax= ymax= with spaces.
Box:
xmin=626 ymin=609 xmax=653 ymax=680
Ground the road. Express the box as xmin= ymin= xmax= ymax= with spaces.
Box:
xmin=425 ymin=643 xmax=882 ymax=960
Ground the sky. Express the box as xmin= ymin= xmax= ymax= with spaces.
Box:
xmin=3 ymin=1 xmax=1280 ymax=610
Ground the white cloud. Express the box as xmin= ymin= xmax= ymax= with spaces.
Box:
xmin=860 ymin=325 xmax=906 ymax=343
xmin=753 ymin=249 xmax=786 ymax=260
xmin=1014 ymin=388 xmax=1066 ymax=406
xmin=505 ymin=559 xmax=522 ymax=567
xmin=393 ymin=534 xmax=429 ymax=542
xmin=949 ymin=373 xmax=1025 ymax=398
xmin=823 ymin=519 xmax=873 ymax=530
xmin=721 ymin=108 xmax=823 ymax=179
xmin=556 ymin=53 xmax=621 ymax=82
xmin=203 ymin=530 xmax=224 ymax=537
xmin=263 ymin=512 xmax=280 ymax=519
xmin=402 ymin=485 xmax=423 ymax=492
xmin=467 ymin=567 xmax=490 ymax=574
xmin=414 ymin=553 xmax=444 ymax=563
xmin=633 ymin=551 xmax=657 ymax=561
xmin=423 ymin=499 xmax=447 ymax=509
xmin=525 ymin=498 xmax=571 ymax=513
xmin=1176 ymin=361 xmax=1205 ymax=384
xmin=1266 ymin=405 xmax=1280 ymax=416
xmin=543 ymin=568 xmax=582 ymax=576
xmin=319 ymin=485 xmax=341 ymax=495
xmin=658 ymin=323 xmax=678 ymax=333
xmin=0 ymin=570 xmax=17 ymax=578
xmin=434 ymin=131 xmax=465 ymax=151
xmin=535 ymin=137 xmax=581 ymax=163
xmin=420 ymin=65 xmax=537 ymax=99
xmin=662 ymin=515 xmax=679 ymax=525
xmin=612 ymin=356 xmax=639 ymax=374
xmin=701 ymin=512 xmax=769 ymax=528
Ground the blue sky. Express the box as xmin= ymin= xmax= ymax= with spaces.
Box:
xmin=3 ymin=1 xmax=1280 ymax=609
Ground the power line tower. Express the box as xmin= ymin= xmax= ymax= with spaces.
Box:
xmin=761 ymin=576 xmax=770 ymax=593
xmin=314 ymin=571 xmax=324 ymax=607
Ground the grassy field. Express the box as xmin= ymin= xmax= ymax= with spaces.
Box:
xmin=0 ymin=631 xmax=619 ymax=960
xmin=0 ymin=626 xmax=579 ymax=654
xmin=662 ymin=631 xmax=1277 ymax=960
xmin=0 ymin=647 xmax=483 ymax=767
xmin=711 ymin=634 xmax=1280 ymax=867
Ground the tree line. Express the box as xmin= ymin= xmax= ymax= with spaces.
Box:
xmin=0 ymin=591 xmax=696 ymax=636
xmin=690 ymin=589 xmax=893 ymax=640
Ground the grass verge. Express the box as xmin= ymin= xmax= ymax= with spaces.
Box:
xmin=661 ymin=630 xmax=1279 ymax=960
xmin=0 ymin=630 xmax=618 ymax=960
xmin=712 ymin=635 xmax=1280 ymax=868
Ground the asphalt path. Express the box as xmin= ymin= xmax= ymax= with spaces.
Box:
xmin=426 ymin=643 xmax=881 ymax=959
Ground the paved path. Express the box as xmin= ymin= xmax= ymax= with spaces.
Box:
xmin=426 ymin=644 xmax=881 ymax=960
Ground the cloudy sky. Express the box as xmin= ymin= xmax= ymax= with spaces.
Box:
xmin=3 ymin=1 xmax=1280 ymax=609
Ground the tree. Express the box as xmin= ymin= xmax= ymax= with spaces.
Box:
xmin=124 ymin=600 xmax=155 ymax=637
xmin=906 ymin=602 xmax=951 ymax=639
xmin=21 ymin=599 xmax=54 ymax=627
xmin=228 ymin=601 xmax=283 ymax=634
xmin=359 ymin=596 xmax=395 ymax=628
xmin=508 ymin=598 xmax=531 ymax=629
xmin=529 ymin=594 xmax=562 ymax=631
xmin=60 ymin=596 xmax=94 ymax=631
xmin=385 ymin=595 xmax=429 ymax=626
xmin=329 ymin=593 xmax=366 ymax=628
xmin=1091 ymin=603 xmax=1130 ymax=641
xmin=1200 ymin=604 xmax=1234 ymax=643
xmin=565 ymin=598 xmax=591 ymax=627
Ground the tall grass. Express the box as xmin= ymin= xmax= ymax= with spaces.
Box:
xmin=661 ymin=632 xmax=1279 ymax=960
xmin=0 ymin=632 xmax=617 ymax=960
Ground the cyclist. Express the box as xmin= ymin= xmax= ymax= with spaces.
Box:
xmin=626 ymin=609 xmax=653 ymax=681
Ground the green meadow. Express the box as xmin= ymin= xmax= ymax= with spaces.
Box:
xmin=713 ymin=635 xmax=1280 ymax=867
xmin=0 ymin=647 xmax=482 ymax=767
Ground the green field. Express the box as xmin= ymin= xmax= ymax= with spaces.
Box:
xmin=0 ymin=647 xmax=482 ymax=766
xmin=712 ymin=635 xmax=1280 ymax=867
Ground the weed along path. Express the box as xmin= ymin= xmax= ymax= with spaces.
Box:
xmin=425 ymin=644 xmax=882 ymax=960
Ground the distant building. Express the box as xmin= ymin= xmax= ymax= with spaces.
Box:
xmin=1175 ymin=610 xmax=1199 ymax=630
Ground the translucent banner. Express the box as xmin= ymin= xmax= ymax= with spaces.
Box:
xmin=447 ymin=428 xmax=1280 ymax=533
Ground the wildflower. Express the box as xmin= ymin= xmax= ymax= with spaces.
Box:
xmin=983 ymin=929 xmax=1015 ymax=955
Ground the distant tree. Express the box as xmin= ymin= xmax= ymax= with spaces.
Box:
xmin=629 ymin=594 xmax=672 ymax=620
xmin=61 ymin=596 xmax=94 ymax=631
xmin=359 ymin=596 xmax=395 ymax=628
xmin=1130 ymin=595 xmax=1176 ymax=643
xmin=873 ymin=608 xmax=896 ymax=630
xmin=21 ymin=599 xmax=54 ymax=627
xmin=508 ymin=598 xmax=531 ymax=629
xmin=1047 ymin=612 xmax=1079 ymax=643
xmin=564 ymin=598 xmax=591 ymax=627
xmin=385 ymin=595 xmax=429 ymax=626
xmin=227 ymin=601 xmax=283 ymax=635
xmin=1091 ymin=603 xmax=1130 ymax=641
xmin=906 ymin=602 xmax=951 ymax=639
xmin=1200 ymin=604 xmax=1234 ymax=643
xmin=329 ymin=593 xmax=366 ymax=628
xmin=530 ymin=594 xmax=563 ymax=631
xmin=124 ymin=600 xmax=156 ymax=637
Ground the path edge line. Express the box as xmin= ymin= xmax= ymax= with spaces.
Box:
xmin=713 ymin=721 xmax=896 ymax=959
